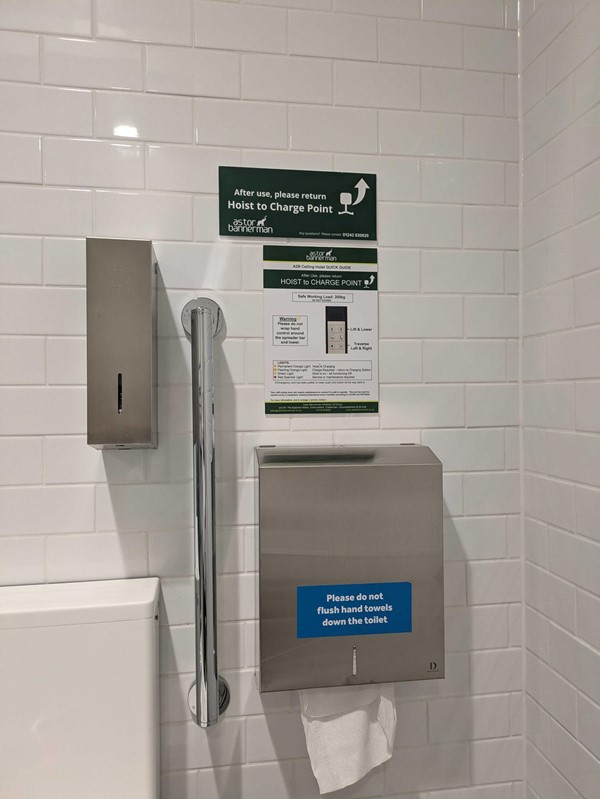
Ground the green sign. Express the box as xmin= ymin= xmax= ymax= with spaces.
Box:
xmin=219 ymin=167 xmax=377 ymax=240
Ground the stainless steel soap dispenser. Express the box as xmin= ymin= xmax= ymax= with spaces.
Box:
xmin=86 ymin=238 xmax=158 ymax=449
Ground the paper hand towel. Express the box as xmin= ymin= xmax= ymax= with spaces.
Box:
xmin=299 ymin=683 xmax=396 ymax=794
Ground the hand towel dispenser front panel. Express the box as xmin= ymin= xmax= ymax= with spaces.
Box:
xmin=86 ymin=238 xmax=157 ymax=449
xmin=256 ymin=446 xmax=444 ymax=692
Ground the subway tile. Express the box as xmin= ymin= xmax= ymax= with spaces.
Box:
xmin=574 ymin=157 xmax=600 ymax=223
xmin=160 ymin=771 xmax=197 ymax=799
xmin=0 ymin=237 xmax=42 ymax=285
xmin=577 ymin=588 xmax=600 ymax=651
xmin=0 ymin=536 xmax=45 ymax=585
xmin=466 ymin=385 xmax=518 ymax=427
xmin=471 ymin=738 xmax=523 ymax=784
xmin=192 ymin=195 xmax=218 ymax=242
xmin=424 ymin=429 xmax=505 ymax=472
xmin=379 ymin=19 xmax=462 ymax=67
xmin=0 ymin=83 xmax=92 ymax=136
xmin=505 ymin=163 xmax=519 ymax=205
xmin=545 ymin=110 xmax=600 ymax=188
xmin=521 ymin=0 xmax=572 ymax=69
xmin=522 ymin=54 xmax=546 ymax=115
xmin=547 ymin=431 xmax=600 ymax=488
xmin=379 ymin=340 xmax=422 ymax=383
xmin=161 ymin=718 xmax=244 ymax=771
xmin=527 ymin=740 xmax=579 ymax=799
xmin=467 ymin=560 xmax=521 ymax=604
xmin=576 ymin=382 xmax=600 ymax=433
xmin=523 ymin=282 xmax=574 ymax=336
xmin=445 ymin=516 xmax=507 ymax=563
xmin=95 ymin=0 xmax=193 ymax=45
xmin=546 ymin=327 xmax=600 ymax=380
xmin=290 ymin=10 xmax=376 ymax=60
xmin=0 ymin=31 xmax=39 ymax=82
xmin=524 ymin=428 xmax=549 ymax=476
xmin=0 ymin=134 xmax=41 ymax=184
xmin=380 ymin=385 xmax=464 ymax=429
xmin=196 ymin=1 xmax=285 ymax=54
xmin=383 ymin=743 xmax=470 ymax=793
xmin=465 ymin=296 xmax=518 ymax=338
xmin=578 ymin=694 xmax=600 ymax=762
xmin=422 ymin=69 xmax=504 ymax=116
xmin=464 ymin=207 xmax=518 ymax=250
xmin=43 ymin=37 xmax=143 ymax=90
xmin=196 ymin=99 xmax=287 ymax=150
xmin=525 ymin=562 xmax=576 ymax=631
xmin=334 ymin=0 xmax=420 ymax=17
xmin=94 ymin=190 xmax=193 ymax=241
xmin=96 ymin=482 xmax=192 ymax=532
xmin=0 ymin=484 xmax=93 ymax=535
xmin=148 ymin=144 xmax=239 ymax=194
xmin=525 ymin=606 xmax=550 ymax=661
xmin=289 ymin=105 xmax=377 ymax=154
xmin=422 ymin=160 xmax=505 ymax=205
xmin=532 ymin=639 xmax=579 ymax=733
xmin=574 ymin=47 xmax=600 ymax=117
xmin=464 ymin=472 xmax=520 ymax=515
xmin=43 ymin=237 xmax=85 ymax=285
xmin=549 ymin=623 xmax=600 ymax=707
xmin=464 ymin=116 xmax=518 ymax=161
xmin=333 ymin=155 xmax=419 ymax=203
xmin=46 ymin=532 xmax=147 ymax=582
xmin=545 ymin=0 xmax=600 ymax=90
xmin=523 ymin=78 xmax=574 ymax=158
xmin=576 ymin=484 xmax=600 ymax=542
xmin=0 ymin=185 xmax=92 ymax=236
xmin=246 ymin=713 xmax=306 ymax=762
xmin=549 ymin=717 xmax=600 ymax=799
xmin=470 ymin=649 xmax=522 ymax=693
xmin=549 ymin=527 xmax=600 ymax=595
xmin=525 ymin=179 xmax=574 ymax=248
xmin=45 ymin=436 xmax=144 ymax=484
xmin=152 ymin=242 xmax=241 ymax=291
xmin=242 ymin=150 xmax=332 ymax=172
xmin=148 ymin=530 xmax=193 ymax=578
xmin=379 ymin=203 xmax=462 ymax=248
xmin=95 ymin=91 xmax=193 ymax=144
xmin=423 ymin=341 xmax=506 ymax=382
xmin=523 ymin=382 xmax=575 ymax=430
xmin=463 ymin=27 xmax=517 ymax=73
xmin=429 ymin=696 xmax=510 ymax=744
xmin=380 ymin=110 xmax=463 ymax=157
xmin=423 ymin=0 xmax=504 ymax=27
xmin=0 ymin=0 xmax=91 ymax=36
xmin=0 ymin=286 xmax=84 ymax=335
xmin=44 ymin=139 xmax=144 ymax=189
xmin=147 ymin=45 xmax=239 ymax=98
xmin=422 ymin=251 xmax=504 ymax=294
xmin=0 ymin=386 xmax=86 ymax=435
xmin=525 ymin=473 xmax=575 ymax=531
xmin=242 ymin=54 xmax=330 ymax=105
xmin=380 ymin=295 xmax=463 ymax=338
xmin=0 ymin=337 xmax=45 ymax=384
xmin=377 ymin=248 xmax=421 ymax=291
xmin=0 ymin=438 xmax=43 ymax=486
xmin=335 ymin=61 xmax=418 ymax=110
xmin=198 ymin=761 xmax=294 ymax=799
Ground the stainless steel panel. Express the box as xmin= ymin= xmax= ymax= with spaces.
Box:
xmin=256 ymin=445 xmax=444 ymax=692
xmin=86 ymin=238 xmax=157 ymax=449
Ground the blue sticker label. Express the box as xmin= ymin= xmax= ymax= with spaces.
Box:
xmin=296 ymin=582 xmax=412 ymax=639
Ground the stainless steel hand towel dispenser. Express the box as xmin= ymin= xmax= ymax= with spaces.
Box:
xmin=256 ymin=445 xmax=444 ymax=692
xmin=86 ymin=238 xmax=158 ymax=449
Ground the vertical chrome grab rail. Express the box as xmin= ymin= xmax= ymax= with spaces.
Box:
xmin=181 ymin=298 xmax=230 ymax=728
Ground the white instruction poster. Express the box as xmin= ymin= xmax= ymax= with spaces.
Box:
xmin=263 ymin=246 xmax=378 ymax=415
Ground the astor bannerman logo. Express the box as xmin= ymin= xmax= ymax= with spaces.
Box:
xmin=306 ymin=249 xmax=337 ymax=262
xmin=228 ymin=217 xmax=274 ymax=234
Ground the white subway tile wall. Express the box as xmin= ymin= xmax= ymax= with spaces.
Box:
xmin=521 ymin=1 xmax=600 ymax=798
xmin=0 ymin=2 xmax=522 ymax=798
